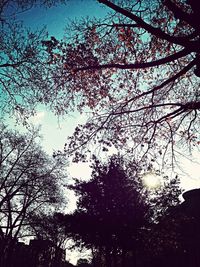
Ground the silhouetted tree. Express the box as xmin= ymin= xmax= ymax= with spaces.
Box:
xmin=148 ymin=175 xmax=182 ymax=222
xmin=28 ymin=213 xmax=68 ymax=267
xmin=60 ymin=155 xmax=183 ymax=267
xmin=0 ymin=123 xmax=66 ymax=267
xmin=64 ymin=156 xmax=150 ymax=267
xmin=142 ymin=188 xmax=200 ymax=267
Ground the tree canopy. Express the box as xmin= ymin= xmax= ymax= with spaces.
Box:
xmin=38 ymin=0 xmax=200 ymax=167
xmin=1 ymin=0 xmax=200 ymax=167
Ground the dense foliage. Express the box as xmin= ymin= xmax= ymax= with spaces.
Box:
xmin=61 ymin=155 xmax=182 ymax=266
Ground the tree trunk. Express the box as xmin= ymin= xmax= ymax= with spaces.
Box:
xmin=105 ymin=246 xmax=112 ymax=267
xmin=0 ymin=238 xmax=15 ymax=267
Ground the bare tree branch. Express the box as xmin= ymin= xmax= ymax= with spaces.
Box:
xmin=98 ymin=0 xmax=194 ymax=47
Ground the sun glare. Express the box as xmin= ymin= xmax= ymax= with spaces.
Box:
xmin=142 ymin=172 xmax=161 ymax=189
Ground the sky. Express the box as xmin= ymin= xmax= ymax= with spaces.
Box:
xmin=12 ymin=0 xmax=200 ymax=191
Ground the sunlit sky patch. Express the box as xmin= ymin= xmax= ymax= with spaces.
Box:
xmin=142 ymin=172 xmax=161 ymax=189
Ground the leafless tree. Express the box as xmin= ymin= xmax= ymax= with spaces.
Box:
xmin=0 ymin=123 xmax=66 ymax=265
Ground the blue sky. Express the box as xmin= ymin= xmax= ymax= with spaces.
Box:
xmin=17 ymin=0 xmax=108 ymax=37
